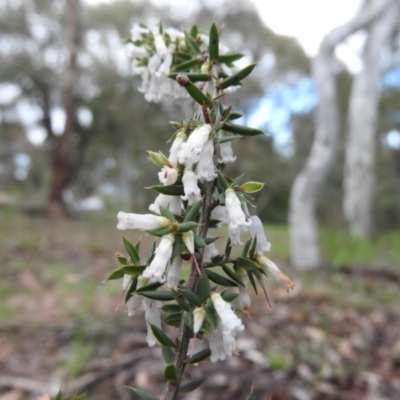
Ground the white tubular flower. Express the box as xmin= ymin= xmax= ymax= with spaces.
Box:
xmin=193 ymin=307 xmax=206 ymax=335
xmin=149 ymin=194 xmax=181 ymax=215
xmin=225 ymin=188 xmax=250 ymax=229
xmin=210 ymin=205 xmax=227 ymax=225
xmin=167 ymin=256 xmax=182 ymax=289
xmin=178 ymin=124 xmax=211 ymax=167
xmin=182 ymin=231 xmax=195 ymax=255
xmin=144 ymin=299 xmax=162 ymax=347
xmin=248 ymin=216 xmax=271 ymax=254
xmin=218 ymin=134 xmax=236 ymax=164
xmin=203 ymin=242 xmax=219 ymax=260
xmin=158 ymin=166 xmax=178 ymax=186
xmin=169 ymin=196 xmax=182 ymax=215
xmin=122 ymin=274 xmax=133 ymax=291
xmin=169 ymin=130 xmax=187 ymax=166
xmin=209 ymin=325 xmax=226 ymax=362
xmin=125 ymin=43 xmax=148 ymax=59
xmin=182 ymin=168 xmax=201 ymax=205
xmin=117 ymin=212 xmax=170 ymax=231
xmin=196 ymin=139 xmax=217 ymax=182
xmin=211 ymin=292 xmax=244 ymax=335
xmin=126 ymin=275 xmax=148 ymax=317
xmin=143 ymin=234 xmax=175 ymax=283
xmin=255 ymin=254 xmax=295 ymax=292
xmin=228 ymin=224 xmax=242 ymax=246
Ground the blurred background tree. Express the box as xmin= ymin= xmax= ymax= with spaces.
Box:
xmin=0 ymin=0 xmax=399 ymax=262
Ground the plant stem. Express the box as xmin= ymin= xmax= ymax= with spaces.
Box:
xmin=162 ymin=180 xmax=214 ymax=400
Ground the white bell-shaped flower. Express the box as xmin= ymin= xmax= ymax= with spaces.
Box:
xmin=143 ymin=234 xmax=175 ymax=283
xmin=144 ymin=299 xmax=162 ymax=347
xmin=169 ymin=130 xmax=187 ymax=166
xmin=255 ymin=255 xmax=295 ymax=292
xmin=178 ymin=124 xmax=211 ymax=167
xmin=167 ymin=256 xmax=183 ymax=290
xmin=211 ymin=292 xmax=244 ymax=335
xmin=158 ymin=166 xmax=178 ymax=186
xmin=248 ymin=215 xmax=271 ymax=254
xmin=117 ymin=212 xmax=170 ymax=231
xmin=196 ymin=139 xmax=216 ymax=182
xmin=182 ymin=168 xmax=201 ymax=205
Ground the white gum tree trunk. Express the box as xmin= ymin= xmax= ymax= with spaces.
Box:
xmin=343 ymin=0 xmax=399 ymax=238
xmin=289 ymin=0 xmax=394 ymax=269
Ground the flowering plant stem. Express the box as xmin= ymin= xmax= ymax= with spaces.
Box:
xmin=109 ymin=22 xmax=295 ymax=400
xmin=162 ymin=181 xmax=213 ymax=399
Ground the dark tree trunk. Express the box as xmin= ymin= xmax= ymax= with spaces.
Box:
xmin=47 ymin=0 xmax=80 ymax=218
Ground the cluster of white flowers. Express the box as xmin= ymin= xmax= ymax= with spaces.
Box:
xmin=113 ymin=23 xmax=295 ymax=373
xmin=126 ymin=25 xmax=188 ymax=102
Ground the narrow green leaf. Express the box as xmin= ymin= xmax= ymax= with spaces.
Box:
xmin=224 ymin=237 xmax=232 ymax=258
xmin=174 ymin=51 xmax=192 ymax=61
xmin=147 ymin=185 xmax=184 ymax=196
xmin=228 ymin=111 xmax=244 ymax=120
xmin=162 ymin=346 xmax=174 ymax=364
xmin=185 ymin=348 xmax=211 ymax=364
xmin=215 ymin=134 xmax=237 ymax=144
xmin=164 ymin=364 xmax=179 ymax=384
xmin=125 ymin=276 xmax=138 ymax=303
xmin=193 ymin=234 xmax=206 ymax=248
xmin=242 ymin=238 xmax=252 ymax=258
xmin=247 ymin=271 xmax=258 ymax=295
xmin=190 ymin=24 xmax=198 ymax=38
xmin=183 ymin=290 xmax=202 ymax=306
xmin=159 ymin=205 xmax=177 ymax=221
xmin=135 ymin=281 xmax=163 ymax=293
xmin=125 ymin=387 xmax=159 ymax=400
xmin=147 ymin=241 xmax=157 ymax=264
xmin=171 ymin=235 xmax=183 ymax=263
xmin=222 ymin=265 xmax=244 ymax=286
xmin=222 ymin=122 xmax=265 ymax=136
xmin=172 ymin=58 xmax=202 ymax=72
xmin=217 ymin=63 xmax=258 ymax=89
xmin=123 ymin=237 xmax=140 ymax=264
xmin=146 ymin=226 xmax=173 ymax=237
xmin=249 ymin=236 xmax=258 ymax=259
xmin=177 ymin=221 xmax=198 ymax=233
xmin=162 ymin=304 xmax=182 ymax=313
xmin=179 ymin=378 xmax=207 ymax=393
xmin=172 ymin=289 xmax=191 ymax=311
xmin=149 ymin=323 xmax=177 ymax=349
xmin=204 ymin=236 xmax=219 ymax=245
xmin=195 ymin=272 xmax=211 ymax=302
xmin=140 ymin=291 xmax=175 ymax=301
xmin=221 ymin=291 xmax=239 ymax=302
xmin=183 ymin=198 xmax=203 ymax=222
xmin=218 ymin=53 xmax=244 ymax=64
xmin=163 ymin=312 xmax=182 ymax=327
xmin=232 ymin=174 xmax=244 ymax=187
xmin=209 ymin=22 xmax=219 ymax=62
xmin=237 ymin=257 xmax=262 ymax=272
xmin=104 ymin=265 xmax=135 ymax=283
xmin=184 ymin=32 xmax=201 ymax=54
xmin=204 ymin=306 xmax=218 ymax=330
xmin=217 ymin=170 xmax=229 ymax=190
xmin=176 ymin=75 xmax=214 ymax=108
xmin=206 ymin=269 xmax=238 ymax=287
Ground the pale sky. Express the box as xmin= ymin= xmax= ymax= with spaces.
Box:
xmin=251 ymin=0 xmax=362 ymax=56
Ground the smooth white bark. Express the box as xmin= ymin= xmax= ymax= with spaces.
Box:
xmin=343 ymin=0 xmax=399 ymax=238
xmin=289 ymin=0 xmax=393 ymax=269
